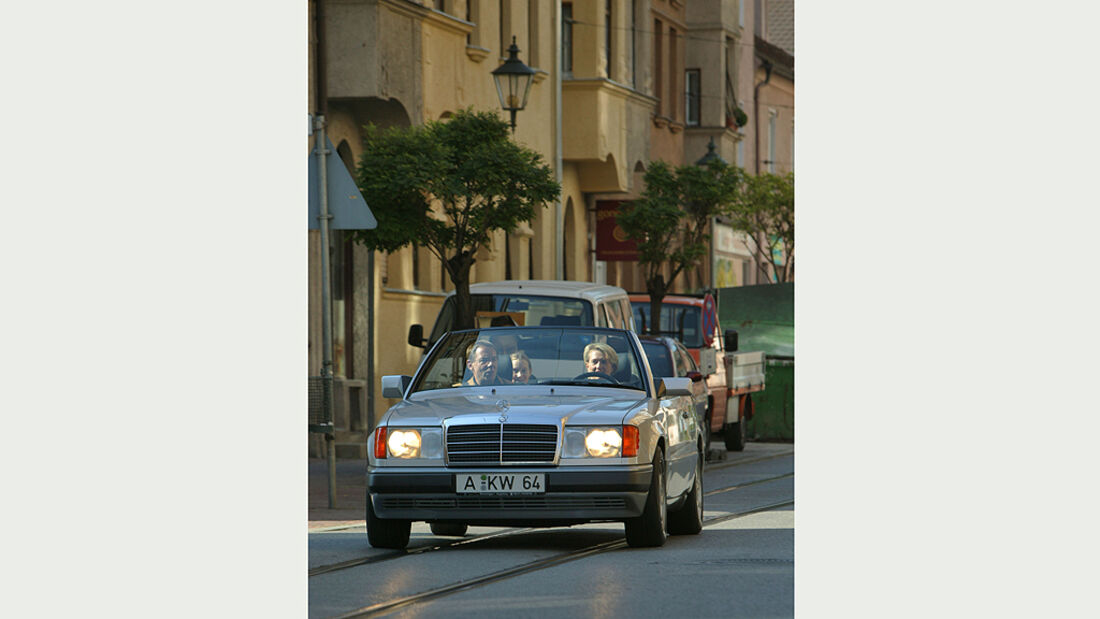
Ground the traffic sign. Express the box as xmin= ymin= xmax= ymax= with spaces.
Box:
xmin=702 ymin=293 xmax=717 ymax=346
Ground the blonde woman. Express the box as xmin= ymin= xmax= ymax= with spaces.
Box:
xmin=582 ymin=342 xmax=618 ymax=377
xmin=510 ymin=351 xmax=535 ymax=384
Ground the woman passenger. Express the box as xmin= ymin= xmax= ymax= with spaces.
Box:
xmin=510 ymin=351 xmax=535 ymax=384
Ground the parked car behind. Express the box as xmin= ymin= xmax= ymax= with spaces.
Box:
xmin=630 ymin=293 xmax=764 ymax=452
xmin=637 ymin=334 xmax=710 ymax=448
xmin=369 ymin=325 xmax=705 ymax=549
xmin=409 ymin=280 xmax=637 ymax=353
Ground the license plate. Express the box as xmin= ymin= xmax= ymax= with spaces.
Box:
xmin=455 ymin=473 xmax=545 ymax=494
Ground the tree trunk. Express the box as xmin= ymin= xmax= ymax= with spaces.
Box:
xmin=646 ymin=274 xmax=669 ymax=335
xmin=449 ymin=252 xmax=476 ymax=330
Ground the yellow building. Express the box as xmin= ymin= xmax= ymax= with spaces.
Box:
xmin=308 ymin=1 xmax=782 ymax=456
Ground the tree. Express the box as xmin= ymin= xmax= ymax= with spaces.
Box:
xmin=728 ymin=172 xmax=794 ymax=283
xmin=617 ymin=158 xmax=742 ymax=333
xmin=350 ymin=109 xmax=560 ymax=329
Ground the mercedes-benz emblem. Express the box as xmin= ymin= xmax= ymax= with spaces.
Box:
xmin=496 ymin=399 xmax=509 ymax=423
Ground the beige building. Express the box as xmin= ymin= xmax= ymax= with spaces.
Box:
xmin=309 ymin=1 xmax=568 ymax=456
xmin=308 ymin=1 xmax=784 ymax=456
xmin=752 ymin=0 xmax=793 ymax=282
xmin=682 ymin=0 xmax=758 ymax=288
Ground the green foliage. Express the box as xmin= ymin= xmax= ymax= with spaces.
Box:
xmin=350 ymin=109 xmax=560 ymax=327
xmin=618 ymin=158 xmax=743 ymax=330
xmin=728 ymin=172 xmax=794 ymax=282
xmin=731 ymin=107 xmax=748 ymax=128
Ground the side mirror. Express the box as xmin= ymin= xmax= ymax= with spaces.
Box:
xmin=407 ymin=324 xmax=427 ymax=349
xmin=685 ymin=370 xmax=704 ymax=383
xmin=656 ymin=377 xmax=692 ymax=397
xmin=381 ymin=375 xmax=412 ymax=399
xmin=723 ymin=329 xmax=738 ymax=352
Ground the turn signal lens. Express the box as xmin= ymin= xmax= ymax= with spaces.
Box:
xmin=374 ymin=427 xmax=387 ymax=459
xmin=622 ymin=425 xmax=639 ymax=457
xmin=387 ymin=429 xmax=422 ymax=458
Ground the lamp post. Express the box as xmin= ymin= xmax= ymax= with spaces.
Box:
xmin=492 ymin=37 xmax=535 ymax=132
xmin=695 ymin=137 xmax=725 ymax=167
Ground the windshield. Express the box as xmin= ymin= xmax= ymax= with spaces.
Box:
xmin=429 ymin=295 xmax=595 ymax=343
xmin=412 ymin=327 xmax=647 ymax=393
xmin=631 ymin=302 xmax=703 ymax=347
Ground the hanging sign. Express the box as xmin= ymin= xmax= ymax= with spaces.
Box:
xmin=595 ymin=200 xmax=638 ymax=261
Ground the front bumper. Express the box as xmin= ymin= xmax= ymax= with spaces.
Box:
xmin=368 ymin=464 xmax=653 ymax=524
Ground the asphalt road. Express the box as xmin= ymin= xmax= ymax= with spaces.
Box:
xmin=308 ymin=442 xmax=794 ymax=619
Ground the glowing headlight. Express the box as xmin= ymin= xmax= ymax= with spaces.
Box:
xmin=563 ymin=427 xmax=628 ymax=458
xmin=584 ymin=428 xmax=622 ymax=457
xmin=387 ymin=429 xmax=422 ymax=458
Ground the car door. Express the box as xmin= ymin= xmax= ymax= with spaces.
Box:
xmin=678 ymin=343 xmax=708 ymax=421
xmin=663 ymin=340 xmax=697 ymax=497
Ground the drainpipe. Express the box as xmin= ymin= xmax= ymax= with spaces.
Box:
xmin=752 ymin=58 xmax=772 ymax=284
xmin=314 ymin=0 xmax=337 ymax=509
xmin=753 ymin=60 xmax=772 ymax=174
xmin=554 ymin=1 xmax=564 ymax=280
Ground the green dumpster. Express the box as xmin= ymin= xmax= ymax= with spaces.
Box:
xmin=717 ymin=283 xmax=794 ymax=441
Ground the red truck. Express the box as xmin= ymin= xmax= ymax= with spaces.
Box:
xmin=629 ymin=293 xmax=766 ymax=453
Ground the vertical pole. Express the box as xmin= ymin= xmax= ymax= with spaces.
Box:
xmin=316 ymin=117 xmax=337 ymax=509
xmin=366 ymin=250 xmax=375 ymax=432
xmin=709 ymin=215 xmax=716 ymax=289
xmin=554 ymin=0 xmax=564 ymax=280
xmin=314 ymin=0 xmax=337 ymax=510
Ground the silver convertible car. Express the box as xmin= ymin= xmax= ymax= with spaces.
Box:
xmin=367 ymin=326 xmax=706 ymax=549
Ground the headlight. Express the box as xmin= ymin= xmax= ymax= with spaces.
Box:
xmin=377 ymin=427 xmax=444 ymax=459
xmin=564 ymin=427 xmax=624 ymax=458
xmin=387 ymin=429 xmax=421 ymax=458
xmin=585 ymin=429 xmax=622 ymax=457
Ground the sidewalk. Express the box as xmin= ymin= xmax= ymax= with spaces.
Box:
xmin=308 ymin=458 xmax=368 ymax=530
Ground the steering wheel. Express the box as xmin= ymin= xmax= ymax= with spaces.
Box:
xmin=573 ymin=371 xmax=621 ymax=384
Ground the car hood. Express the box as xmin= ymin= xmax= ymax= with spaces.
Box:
xmin=385 ymin=388 xmax=648 ymax=427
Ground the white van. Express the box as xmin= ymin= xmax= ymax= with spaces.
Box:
xmin=407 ymin=280 xmax=637 ymax=350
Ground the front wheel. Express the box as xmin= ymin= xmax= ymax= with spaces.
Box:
xmin=668 ymin=446 xmax=704 ymax=535
xmin=366 ymin=494 xmax=411 ymax=549
xmin=624 ymin=449 xmax=668 ymax=547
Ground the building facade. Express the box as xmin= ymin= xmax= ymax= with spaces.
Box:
xmin=308 ymin=0 xmax=786 ymax=456
xmin=752 ymin=0 xmax=793 ymax=283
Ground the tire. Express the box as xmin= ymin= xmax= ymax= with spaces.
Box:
xmin=366 ymin=494 xmax=411 ymax=549
xmin=724 ymin=418 xmax=746 ymax=452
xmin=724 ymin=396 xmax=748 ymax=452
xmin=430 ymin=522 xmax=468 ymax=537
xmin=668 ymin=446 xmax=704 ymax=535
xmin=624 ymin=449 xmax=668 ymax=548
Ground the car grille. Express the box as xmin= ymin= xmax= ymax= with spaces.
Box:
xmin=380 ymin=496 xmax=626 ymax=510
xmin=446 ymin=423 xmax=558 ymax=464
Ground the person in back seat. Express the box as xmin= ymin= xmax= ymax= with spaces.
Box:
xmin=509 ymin=351 xmax=535 ymax=384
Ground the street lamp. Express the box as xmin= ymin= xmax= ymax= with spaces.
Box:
xmin=695 ymin=137 xmax=725 ymax=166
xmin=492 ymin=36 xmax=535 ymax=132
